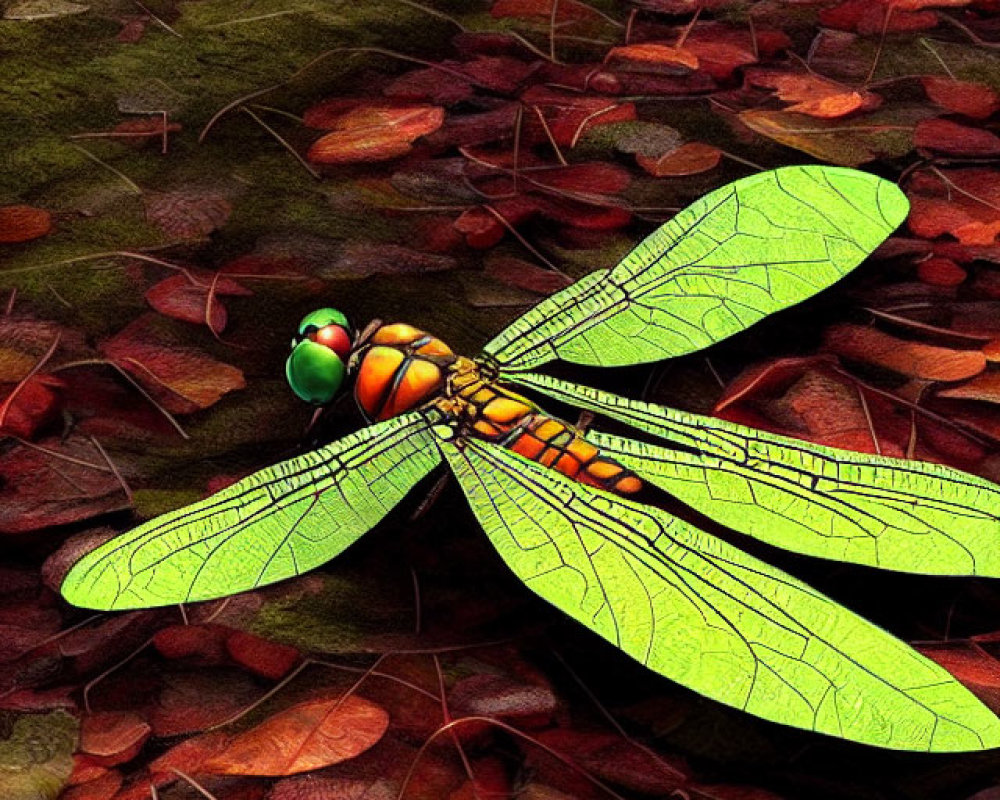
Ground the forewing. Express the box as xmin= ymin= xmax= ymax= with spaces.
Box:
xmin=61 ymin=412 xmax=441 ymax=610
xmin=440 ymin=436 xmax=1000 ymax=751
xmin=483 ymin=166 xmax=908 ymax=373
xmin=513 ymin=373 xmax=1000 ymax=576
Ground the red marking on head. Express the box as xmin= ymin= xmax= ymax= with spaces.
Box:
xmin=312 ymin=325 xmax=352 ymax=359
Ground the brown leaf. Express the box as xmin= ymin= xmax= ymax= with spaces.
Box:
xmin=917 ymin=256 xmax=967 ymax=286
xmin=823 ymin=323 xmax=986 ymax=381
xmin=449 ymin=673 xmax=557 ymax=724
xmin=100 ymin=316 xmax=245 ymax=414
xmin=153 ymin=624 xmax=230 ymax=665
xmin=144 ymin=190 xmax=231 ymax=239
xmin=201 ymin=694 xmax=389 ymax=776
xmin=484 ymin=256 xmax=572 ymax=295
xmin=308 ymin=105 xmax=445 ymax=164
xmin=0 ymin=204 xmax=52 ymax=243
xmin=636 ymin=142 xmax=721 ymax=177
xmin=914 ymin=118 xmax=1000 ymax=156
xmin=0 ymin=436 xmax=130 ymax=534
xmin=922 ymin=76 xmax=1000 ymax=119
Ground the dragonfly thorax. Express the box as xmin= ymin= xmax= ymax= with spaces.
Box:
xmin=352 ymin=323 xmax=456 ymax=422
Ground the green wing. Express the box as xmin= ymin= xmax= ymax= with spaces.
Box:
xmin=61 ymin=412 xmax=441 ymax=610
xmin=483 ymin=166 xmax=908 ymax=373
xmin=439 ymin=434 xmax=1000 ymax=751
xmin=512 ymin=373 xmax=1000 ymax=577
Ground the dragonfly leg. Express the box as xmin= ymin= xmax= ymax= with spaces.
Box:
xmin=575 ymin=409 xmax=594 ymax=432
xmin=410 ymin=470 xmax=451 ymax=521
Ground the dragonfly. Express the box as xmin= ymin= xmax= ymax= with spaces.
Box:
xmin=61 ymin=165 xmax=1000 ymax=752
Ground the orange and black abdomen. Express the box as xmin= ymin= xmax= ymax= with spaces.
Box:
xmin=354 ymin=323 xmax=454 ymax=421
xmin=468 ymin=385 xmax=643 ymax=496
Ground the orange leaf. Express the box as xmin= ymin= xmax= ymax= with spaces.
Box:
xmin=936 ymin=370 xmax=1000 ymax=404
xmin=907 ymin=168 xmax=1000 ymax=245
xmin=78 ymin=711 xmax=151 ymax=767
xmin=520 ymin=86 xmax=637 ymax=147
xmin=201 ymin=694 xmax=388 ymax=776
xmin=308 ymin=105 xmax=445 ymax=164
xmin=604 ymin=43 xmax=699 ymax=75
xmin=748 ymin=70 xmax=881 ymax=118
xmin=636 ymin=142 xmax=721 ymax=177
xmin=916 ymin=256 xmax=966 ymax=286
xmin=0 ymin=204 xmax=51 ymax=243
xmin=823 ymin=323 xmax=986 ymax=381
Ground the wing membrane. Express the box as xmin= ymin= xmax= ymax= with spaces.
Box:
xmin=512 ymin=373 xmax=1000 ymax=576
xmin=62 ymin=412 xmax=441 ymax=610
xmin=483 ymin=166 xmax=908 ymax=373
xmin=440 ymin=435 xmax=1000 ymax=751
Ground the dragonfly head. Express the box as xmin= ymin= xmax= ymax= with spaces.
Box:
xmin=286 ymin=307 xmax=353 ymax=405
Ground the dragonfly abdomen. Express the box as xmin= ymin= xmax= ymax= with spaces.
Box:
xmin=458 ymin=378 xmax=642 ymax=496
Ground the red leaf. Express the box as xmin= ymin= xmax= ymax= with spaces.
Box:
xmin=460 ymin=55 xmax=539 ymax=94
xmin=111 ymin=117 xmax=182 ymax=140
xmin=636 ymin=142 xmax=722 ymax=177
xmin=149 ymin=731 xmax=233 ymax=782
xmin=823 ymin=323 xmax=986 ymax=381
xmin=144 ymin=190 xmax=231 ymax=239
xmin=520 ymin=86 xmax=637 ymax=147
xmin=914 ymin=118 xmax=1000 ymax=156
xmin=528 ymin=162 xmax=631 ymax=196
xmin=225 ymin=630 xmax=300 ymax=680
xmin=907 ymin=169 xmax=1000 ymax=246
xmin=919 ymin=643 xmax=1000 ymax=712
xmin=79 ymin=711 xmax=151 ymax=767
xmin=201 ymin=694 xmax=389 ymax=776
xmin=100 ymin=316 xmax=245 ymax=414
xmin=0 ymin=204 xmax=52 ymax=243
xmin=917 ymin=256 xmax=966 ymax=286
xmin=922 ymin=76 xmax=1000 ymax=119
xmin=308 ymin=105 xmax=445 ymax=164
xmin=0 ymin=436 xmax=130 ymax=534
xmin=0 ymin=373 xmax=65 ymax=438
xmin=937 ymin=371 xmax=1000 ymax=404
xmin=145 ymin=273 xmax=249 ymax=332
xmin=484 ymin=256 xmax=573 ymax=295
xmin=60 ymin=770 xmax=122 ymax=800
xmin=153 ymin=624 xmax=230 ymax=665
xmin=384 ymin=67 xmax=474 ymax=106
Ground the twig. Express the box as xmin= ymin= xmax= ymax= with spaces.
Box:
xmin=0 ymin=334 xmax=60 ymax=431
xmin=68 ymin=144 xmax=143 ymax=195
xmin=241 ymin=106 xmax=321 ymax=180
xmin=133 ymin=0 xmax=181 ymax=37
xmin=89 ymin=435 xmax=133 ymax=504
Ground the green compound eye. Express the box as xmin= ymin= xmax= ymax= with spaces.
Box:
xmin=296 ymin=308 xmax=350 ymax=340
xmin=285 ymin=339 xmax=346 ymax=405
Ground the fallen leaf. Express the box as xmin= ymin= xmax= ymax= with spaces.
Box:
xmin=521 ymin=86 xmax=637 ymax=147
xmin=604 ymin=43 xmax=699 ymax=75
xmin=823 ymin=323 xmax=986 ymax=381
xmin=484 ymin=256 xmax=573 ymax=295
xmin=739 ymin=105 xmax=932 ymax=166
xmin=78 ymin=712 xmax=150 ymax=767
xmin=921 ymin=76 xmax=1000 ymax=119
xmin=920 ymin=643 xmax=1000 ymax=712
xmin=914 ymin=118 xmax=1000 ymax=156
xmin=60 ymin=770 xmax=122 ymax=800
xmin=636 ymin=142 xmax=722 ymax=176
xmin=0 ymin=204 xmax=52 ymax=243
xmin=308 ymin=105 xmax=445 ymax=164
xmin=424 ymin=102 xmax=520 ymax=148
xmin=917 ymin=256 xmax=966 ymax=286
xmin=147 ymin=669 xmax=262 ymax=737
xmin=270 ymin=776 xmax=396 ymax=800
xmin=747 ymin=69 xmax=881 ymax=118
xmin=449 ymin=673 xmax=557 ymax=724
xmin=0 ymin=373 xmax=66 ymax=439
xmin=100 ymin=315 xmax=246 ymax=414
xmin=225 ymin=630 xmax=300 ymax=680
xmin=936 ymin=371 xmax=1000 ymax=403
xmin=320 ymin=242 xmax=458 ymax=279
xmin=0 ymin=436 xmax=130 ymax=534
xmin=144 ymin=190 xmax=232 ymax=240
xmin=145 ymin=273 xmax=249 ymax=332
xmin=907 ymin=169 xmax=1000 ymax=246
xmin=201 ymin=694 xmax=389 ymax=776
xmin=153 ymin=624 xmax=230 ymax=665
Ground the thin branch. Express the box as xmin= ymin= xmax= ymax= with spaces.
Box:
xmin=68 ymin=144 xmax=143 ymax=195
xmin=241 ymin=105 xmax=321 ymax=179
xmin=0 ymin=333 xmax=61 ymax=431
